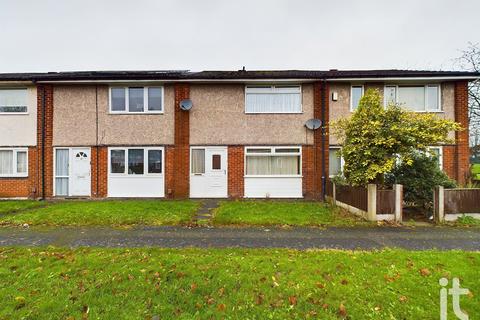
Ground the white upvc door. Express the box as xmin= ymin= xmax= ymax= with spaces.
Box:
xmin=190 ymin=147 xmax=228 ymax=198
xmin=54 ymin=147 xmax=91 ymax=197
xmin=70 ymin=148 xmax=91 ymax=196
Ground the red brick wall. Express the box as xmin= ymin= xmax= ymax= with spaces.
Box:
xmin=165 ymin=145 xmax=176 ymax=198
xmin=228 ymin=146 xmax=244 ymax=198
xmin=302 ymin=145 xmax=315 ymax=199
xmin=313 ymin=81 xmax=329 ymax=199
xmin=443 ymin=145 xmax=456 ymax=180
xmin=454 ymin=81 xmax=470 ymax=185
xmin=0 ymin=147 xmax=38 ymax=198
xmin=173 ymin=84 xmax=190 ymax=198
xmin=91 ymin=146 xmax=108 ymax=197
xmin=37 ymin=85 xmax=54 ymax=198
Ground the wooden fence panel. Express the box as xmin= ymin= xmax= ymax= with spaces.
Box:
xmin=444 ymin=189 xmax=480 ymax=214
xmin=376 ymin=189 xmax=395 ymax=215
xmin=336 ymin=185 xmax=368 ymax=212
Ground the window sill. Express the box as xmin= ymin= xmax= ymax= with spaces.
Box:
xmin=244 ymin=175 xmax=302 ymax=178
xmin=0 ymin=174 xmax=28 ymax=178
xmin=108 ymin=111 xmax=164 ymax=115
xmin=109 ymin=174 xmax=164 ymax=177
xmin=0 ymin=112 xmax=29 ymax=115
xmin=245 ymin=112 xmax=303 ymax=115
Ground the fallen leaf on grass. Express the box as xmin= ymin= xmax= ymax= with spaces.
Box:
xmin=288 ymin=296 xmax=297 ymax=305
xmin=399 ymin=295 xmax=408 ymax=303
xmin=217 ymin=303 xmax=226 ymax=311
xmin=190 ymin=283 xmax=197 ymax=292
xmin=419 ymin=268 xmax=431 ymax=276
xmin=14 ymin=296 xmax=25 ymax=310
xmin=338 ymin=303 xmax=347 ymax=318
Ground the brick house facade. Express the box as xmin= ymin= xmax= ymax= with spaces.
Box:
xmin=0 ymin=70 xmax=477 ymax=199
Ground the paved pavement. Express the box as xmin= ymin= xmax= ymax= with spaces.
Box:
xmin=0 ymin=226 xmax=479 ymax=250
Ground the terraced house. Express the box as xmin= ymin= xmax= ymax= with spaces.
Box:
xmin=0 ymin=70 xmax=478 ymax=199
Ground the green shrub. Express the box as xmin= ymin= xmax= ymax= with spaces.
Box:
xmin=385 ymin=152 xmax=456 ymax=209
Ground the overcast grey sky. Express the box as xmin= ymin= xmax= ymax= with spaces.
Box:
xmin=0 ymin=0 xmax=479 ymax=72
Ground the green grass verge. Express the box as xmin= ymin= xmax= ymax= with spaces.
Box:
xmin=456 ymin=215 xmax=480 ymax=226
xmin=0 ymin=200 xmax=45 ymax=215
xmin=0 ymin=247 xmax=478 ymax=319
xmin=212 ymin=200 xmax=369 ymax=226
xmin=472 ymin=163 xmax=480 ymax=181
xmin=0 ymin=200 xmax=199 ymax=227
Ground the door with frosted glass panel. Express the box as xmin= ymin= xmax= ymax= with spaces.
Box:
xmin=190 ymin=147 xmax=228 ymax=198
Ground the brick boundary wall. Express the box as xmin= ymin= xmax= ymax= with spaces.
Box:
xmin=313 ymin=81 xmax=329 ymax=199
xmin=37 ymin=85 xmax=54 ymax=198
xmin=228 ymin=146 xmax=244 ymax=198
xmin=173 ymin=84 xmax=190 ymax=198
xmin=0 ymin=147 xmax=38 ymax=198
xmin=454 ymin=81 xmax=470 ymax=185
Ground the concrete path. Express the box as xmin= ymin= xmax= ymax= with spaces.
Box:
xmin=0 ymin=226 xmax=479 ymax=250
xmin=193 ymin=199 xmax=219 ymax=223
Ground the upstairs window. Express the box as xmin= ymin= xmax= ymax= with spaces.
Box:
xmin=109 ymin=87 xmax=163 ymax=113
xmin=350 ymin=85 xmax=364 ymax=111
xmin=245 ymin=85 xmax=302 ymax=113
xmin=384 ymin=85 xmax=441 ymax=112
xmin=0 ymin=89 xmax=27 ymax=113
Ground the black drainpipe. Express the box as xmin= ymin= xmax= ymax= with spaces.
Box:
xmin=41 ymin=85 xmax=46 ymax=200
xmin=320 ymin=79 xmax=327 ymax=200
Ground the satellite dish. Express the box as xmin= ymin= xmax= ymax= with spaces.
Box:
xmin=305 ymin=119 xmax=322 ymax=130
xmin=179 ymin=99 xmax=193 ymax=111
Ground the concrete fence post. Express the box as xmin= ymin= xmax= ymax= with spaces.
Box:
xmin=394 ymin=184 xmax=403 ymax=223
xmin=332 ymin=182 xmax=336 ymax=205
xmin=367 ymin=184 xmax=377 ymax=221
xmin=434 ymin=186 xmax=445 ymax=223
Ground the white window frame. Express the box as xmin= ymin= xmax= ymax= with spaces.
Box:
xmin=0 ymin=88 xmax=28 ymax=115
xmin=0 ymin=148 xmax=28 ymax=177
xmin=427 ymin=146 xmax=443 ymax=169
xmin=350 ymin=85 xmax=364 ymax=111
xmin=329 ymin=146 xmax=344 ymax=178
xmin=109 ymin=86 xmax=164 ymax=114
xmin=383 ymin=84 xmax=442 ymax=112
xmin=244 ymin=146 xmax=302 ymax=178
xmin=244 ymin=85 xmax=303 ymax=114
xmin=108 ymin=147 xmax=164 ymax=176
xmin=53 ymin=148 xmax=69 ymax=196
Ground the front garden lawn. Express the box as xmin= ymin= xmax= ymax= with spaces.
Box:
xmin=213 ymin=200 xmax=369 ymax=226
xmin=0 ymin=200 xmax=199 ymax=227
xmin=0 ymin=200 xmax=46 ymax=215
xmin=0 ymin=247 xmax=478 ymax=319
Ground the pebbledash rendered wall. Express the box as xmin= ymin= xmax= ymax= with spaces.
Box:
xmin=0 ymin=80 xmax=471 ymax=199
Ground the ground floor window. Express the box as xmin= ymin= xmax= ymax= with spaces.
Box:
xmin=245 ymin=146 xmax=301 ymax=176
xmin=109 ymin=147 xmax=163 ymax=176
xmin=427 ymin=146 xmax=443 ymax=169
xmin=0 ymin=148 xmax=28 ymax=177
xmin=329 ymin=147 xmax=343 ymax=177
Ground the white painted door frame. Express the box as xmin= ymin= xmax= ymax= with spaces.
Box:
xmin=53 ymin=147 xmax=91 ymax=197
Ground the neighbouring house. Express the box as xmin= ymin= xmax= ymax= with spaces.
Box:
xmin=0 ymin=70 xmax=478 ymax=199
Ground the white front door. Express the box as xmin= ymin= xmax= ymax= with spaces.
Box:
xmin=190 ymin=147 xmax=228 ymax=198
xmin=70 ymin=148 xmax=91 ymax=196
